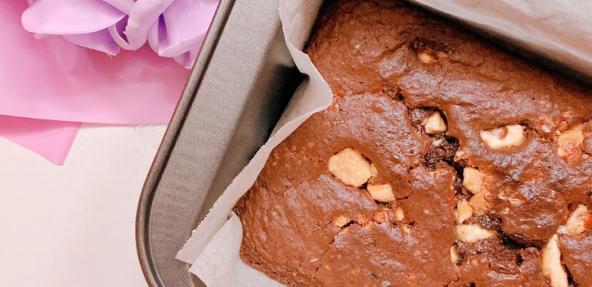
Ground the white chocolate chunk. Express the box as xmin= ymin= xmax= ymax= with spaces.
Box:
xmin=423 ymin=112 xmax=447 ymax=135
xmin=334 ymin=215 xmax=350 ymax=228
xmin=558 ymin=204 xmax=591 ymax=235
xmin=432 ymin=137 xmax=445 ymax=147
xmin=328 ymin=148 xmax=372 ymax=187
xmin=367 ymin=184 xmax=395 ymax=203
xmin=557 ymin=124 xmax=584 ymax=160
xmin=469 ymin=192 xmax=492 ymax=214
xmin=456 ymin=224 xmax=494 ymax=243
xmin=480 ymin=124 xmax=525 ymax=150
xmin=402 ymin=225 xmax=412 ymax=234
xmin=450 ymin=246 xmax=460 ymax=264
xmin=463 ymin=167 xmax=486 ymax=194
xmin=557 ymin=125 xmax=584 ymax=155
xmin=542 ymin=235 xmax=568 ymax=287
xmin=394 ymin=207 xmax=405 ymax=221
xmin=455 ymin=199 xmax=473 ymax=224
xmin=418 ymin=52 xmax=434 ymax=63
xmin=370 ymin=163 xmax=378 ymax=178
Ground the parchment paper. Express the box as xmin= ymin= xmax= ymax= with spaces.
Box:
xmin=411 ymin=0 xmax=592 ymax=76
xmin=178 ymin=0 xmax=592 ymax=286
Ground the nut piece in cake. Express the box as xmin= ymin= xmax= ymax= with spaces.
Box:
xmin=542 ymin=235 xmax=568 ymax=287
xmin=328 ymin=148 xmax=373 ymax=187
xmin=422 ymin=112 xmax=447 ymax=135
xmin=456 ymin=224 xmax=494 ymax=243
xmin=557 ymin=124 xmax=585 ymax=164
xmin=455 ymin=199 xmax=473 ymax=224
xmin=558 ymin=204 xmax=591 ymax=235
xmin=480 ymin=124 xmax=525 ymax=150
xmin=367 ymin=183 xmax=395 ymax=202
xmin=462 ymin=167 xmax=486 ymax=194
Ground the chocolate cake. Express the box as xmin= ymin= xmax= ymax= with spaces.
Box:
xmin=235 ymin=0 xmax=592 ymax=286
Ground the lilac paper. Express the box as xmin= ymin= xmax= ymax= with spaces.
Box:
xmin=22 ymin=0 xmax=219 ymax=67
xmin=150 ymin=0 xmax=219 ymax=67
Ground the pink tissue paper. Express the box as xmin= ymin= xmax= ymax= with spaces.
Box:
xmin=0 ymin=0 xmax=216 ymax=164
xmin=0 ymin=116 xmax=80 ymax=165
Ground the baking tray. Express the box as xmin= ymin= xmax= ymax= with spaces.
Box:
xmin=136 ymin=0 xmax=592 ymax=286
xmin=135 ymin=0 xmax=301 ymax=286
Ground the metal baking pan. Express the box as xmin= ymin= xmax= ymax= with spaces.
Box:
xmin=136 ymin=0 xmax=592 ymax=286
xmin=135 ymin=0 xmax=300 ymax=286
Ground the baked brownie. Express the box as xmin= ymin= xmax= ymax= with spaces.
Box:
xmin=235 ymin=0 xmax=592 ymax=286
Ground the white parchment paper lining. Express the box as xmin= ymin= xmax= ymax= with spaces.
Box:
xmin=177 ymin=0 xmax=592 ymax=286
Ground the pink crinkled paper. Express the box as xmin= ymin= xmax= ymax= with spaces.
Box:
xmin=0 ymin=0 xmax=217 ymax=164
xmin=0 ymin=116 xmax=80 ymax=165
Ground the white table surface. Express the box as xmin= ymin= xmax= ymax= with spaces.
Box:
xmin=0 ymin=124 xmax=166 ymax=287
